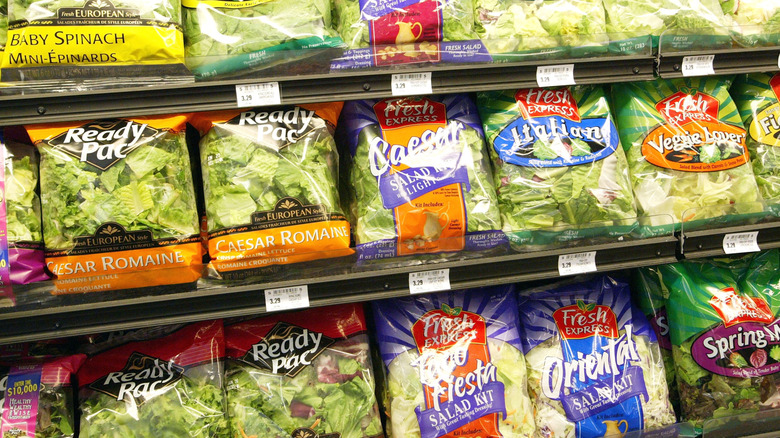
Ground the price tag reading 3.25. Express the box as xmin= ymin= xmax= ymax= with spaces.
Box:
xmin=409 ymin=269 xmax=451 ymax=295
xmin=681 ymin=55 xmax=715 ymax=77
xmin=558 ymin=251 xmax=597 ymax=277
xmin=723 ymin=232 xmax=760 ymax=255
xmin=391 ymin=72 xmax=433 ymax=96
xmin=265 ymin=285 xmax=310 ymax=312
xmin=235 ymin=82 xmax=281 ymax=108
xmin=536 ymin=64 xmax=575 ymax=87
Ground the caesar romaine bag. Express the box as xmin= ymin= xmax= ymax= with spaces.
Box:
xmin=340 ymin=94 xmax=505 ymax=263
xmin=478 ymin=86 xmax=636 ymax=248
xmin=191 ymin=103 xmax=353 ymax=280
xmin=77 ymin=320 xmax=228 ymax=437
xmin=26 ymin=115 xmax=203 ymax=293
xmin=517 ymin=275 xmax=675 ymax=438
xmin=224 ymin=304 xmax=382 ymax=438
xmin=612 ymin=77 xmax=763 ymax=236
xmin=372 ymin=285 xmax=535 ymax=438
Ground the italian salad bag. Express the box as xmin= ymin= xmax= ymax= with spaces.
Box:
xmin=191 ymin=104 xmax=352 ymax=280
xmin=224 ymin=304 xmax=383 ymax=438
xmin=372 ymin=285 xmax=535 ymax=438
xmin=478 ymin=86 xmax=637 ymax=249
xmin=77 ymin=320 xmax=228 ymax=437
xmin=612 ymin=77 xmax=763 ymax=236
xmin=340 ymin=94 xmax=505 ymax=263
xmin=26 ymin=115 xmax=203 ymax=294
xmin=2 ymin=0 xmax=188 ymax=83
xmin=517 ymin=275 xmax=675 ymax=438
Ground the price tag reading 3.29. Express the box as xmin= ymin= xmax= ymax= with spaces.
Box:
xmin=409 ymin=269 xmax=451 ymax=295
xmin=681 ymin=55 xmax=715 ymax=77
xmin=391 ymin=72 xmax=433 ymax=97
xmin=536 ymin=64 xmax=575 ymax=87
xmin=264 ymin=285 xmax=310 ymax=312
xmin=235 ymin=82 xmax=281 ymax=108
xmin=722 ymin=231 xmax=760 ymax=255
xmin=558 ymin=251 xmax=597 ymax=277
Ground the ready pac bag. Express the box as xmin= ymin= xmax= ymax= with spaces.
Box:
xmin=77 ymin=320 xmax=228 ymax=437
xmin=517 ymin=275 xmax=675 ymax=438
xmin=224 ymin=304 xmax=383 ymax=438
xmin=478 ymin=86 xmax=637 ymax=248
xmin=340 ymin=94 xmax=505 ymax=263
xmin=191 ymin=104 xmax=353 ymax=279
xmin=372 ymin=285 xmax=536 ymax=438
xmin=27 ymin=115 xmax=203 ymax=293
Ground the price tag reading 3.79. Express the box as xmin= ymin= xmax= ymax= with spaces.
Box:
xmin=264 ymin=285 xmax=309 ymax=312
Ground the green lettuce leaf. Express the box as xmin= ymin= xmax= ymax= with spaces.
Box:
xmin=4 ymin=141 xmax=42 ymax=243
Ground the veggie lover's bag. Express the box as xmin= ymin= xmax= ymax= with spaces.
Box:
xmin=478 ymin=86 xmax=636 ymax=248
xmin=77 ymin=320 xmax=228 ymax=437
xmin=517 ymin=275 xmax=676 ymax=438
xmin=224 ymin=304 xmax=383 ymax=438
xmin=372 ymin=285 xmax=536 ymax=438
xmin=192 ymin=104 xmax=352 ymax=279
xmin=27 ymin=115 xmax=203 ymax=293
xmin=340 ymin=94 xmax=505 ymax=262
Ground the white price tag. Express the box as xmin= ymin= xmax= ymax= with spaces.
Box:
xmin=777 ymin=53 xmax=780 ymax=69
xmin=536 ymin=64 xmax=575 ymax=87
xmin=235 ymin=82 xmax=281 ymax=108
xmin=391 ymin=72 xmax=433 ymax=96
xmin=264 ymin=285 xmax=310 ymax=312
xmin=558 ymin=251 xmax=597 ymax=277
xmin=722 ymin=232 xmax=760 ymax=255
xmin=681 ymin=55 xmax=715 ymax=77
xmin=409 ymin=269 xmax=451 ymax=295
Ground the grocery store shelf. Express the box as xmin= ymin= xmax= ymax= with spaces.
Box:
xmin=0 ymin=55 xmax=654 ymax=125
xmin=0 ymin=234 xmax=676 ymax=344
xmin=658 ymin=45 xmax=780 ymax=78
xmin=680 ymin=219 xmax=780 ymax=259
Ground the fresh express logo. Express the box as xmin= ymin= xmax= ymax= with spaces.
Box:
xmin=46 ymin=119 xmax=158 ymax=170
xmin=231 ymin=107 xmax=318 ymax=149
xmin=709 ymin=287 xmax=774 ymax=327
xmin=412 ymin=304 xmax=487 ymax=351
xmin=515 ymin=88 xmax=581 ymax=122
xmin=374 ymin=97 xmax=447 ymax=129
xmin=89 ymin=352 xmax=183 ymax=404
xmin=242 ymin=322 xmax=335 ymax=377
xmin=552 ymin=300 xmax=619 ymax=340
xmin=656 ymin=90 xmax=720 ymax=126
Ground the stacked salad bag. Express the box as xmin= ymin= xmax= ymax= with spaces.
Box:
xmin=192 ymin=104 xmax=352 ymax=280
xmin=224 ymin=304 xmax=383 ymax=438
xmin=331 ymin=0 xmax=491 ymax=69
xmin=77 ymin=320 xmax=229 ymax=437
xmin=0 ymin=0 xmax=6 ymax=53
xmin=182 ymin=0 xmax=345 ymax=79
xmin=26 ymin=115 xmax=203 ymax=294
xmin=1 ymin=0 xmax=188 ymax=83
xmin=339 ymin=94 xmax=505 ymax=263
xmin=478 ymin=86 xmax=636 ymax=248
xmin=721 ymin=0 xmax=780 ymax=47
xmin=372 ymin=285 xmax=536 ymax=438
xmin=612 ymin=77 xmax=763 ymax=236
xmin=517 ymin=275 xmax=676 ymax=438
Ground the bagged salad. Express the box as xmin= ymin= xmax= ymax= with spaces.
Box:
xmin=0 ymin=0 xmax=6 ymax=52
xmin=372 ymin=285 xmax=535 ymax=438
xmin=517 ymin=275 xmax=676 ymax=438
xmin=182 ymin=0 xmax=344 ymax=79
xmin=612 ymin=77 xmax=763 ymax=236
xmin=27 ymin=115 xmax=203 ymax=293
xmin=340 ymin=94 xmax=505 ymax=263
xmin=478 ymin=86 xmax=636 ymax=248
xmin=77 ymin=320 xmax=229 ymax=437
xmin=224 ymin=304 xmax=383 ymax=438
xmin=192 ymin=104 xmax=352 ymax=279
xmin=721 ymin=0 xmax=780 ymax=47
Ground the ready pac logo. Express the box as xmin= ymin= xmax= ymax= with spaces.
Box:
xmin=709 ymin=287 xmax=774 ymax=327
xmin=656 ymin=90 xmax=720 ymax=126
xmin=515 ymin=88 xmax=581 ymax=122
xmin=242 ymin=322 xmax=335 ymax=377
xmin=553 ymin=300 xmax=619 ymax=340
xmin=88 ymin=352 xmax=184 ymax=405
xmin=373 ymin=97 xmax=447 ymax=130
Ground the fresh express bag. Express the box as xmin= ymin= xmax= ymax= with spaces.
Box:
xmin=182 ymin=0 xmax=345 ymax=79
xmin=477 ymin=86 xmax=636 ymax=248
xmin=191 ymin=104 xmax=352 ymax=280
xmin=2 ymin=0 xmax=188 ymax=82
xmin=77 ymin=320 xmax=228 ymax=437
xmin=224 ymin=304 xmax=383 ymax=438
xmin=331 ymin=0 xmax=491 ymax=69
xmin=722 ymin=0 xmax=780 ymax=47
xmin=340 ymin=95 xmax=505 ymax=263
xmin=27 ymin=115 xmax=203 ymax=294
xmin=612 ymin=77 xmax=763 ymax=236
xmin=372 ymin=286 xmax=535 ymax=438
xmin=518 ymin=275 xmax=675 ymax=438
xmin=0 ymin=355 xmax=86 ymax=438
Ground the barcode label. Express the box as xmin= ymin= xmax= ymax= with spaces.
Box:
xmin=681 ymin=55 xmax=715 ymax=77
xmin=409 ymin=269 xmax=451 ymax=295
xmin=723 ymin=232 xmax=760 ymax=255
xmin=537 ymin=64 xmax=575 ymax=87
xmin=558 ymin=251 xmax=597 ymax=276
xmin=235 ymin=82 xmax=281 ymax=107
xmin=265 ymin=285 xmax=309 ymax=312
xmin=392 ymin=72 xmax=433 ymax=96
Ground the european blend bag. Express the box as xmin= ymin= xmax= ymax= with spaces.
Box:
xmin=612 ymin=77 xmax=763 ymax=235
xmin=478 ymin=86 xmax=636 ymax=248
xmin=224 ymin=304 xmax=383 ymax=438
xmin=77 ymin=320 xmax=228 ymax=437
xmin=517 ymin=275 xmax=675 ymax=438
xmin=340 ymin=95 xmax=505 ymax=262
xmin=192 ymin=104 xmax=352 ymax=279
xmin=372 ymin=286 xmax=536 ymax=438
xmin=27 ymin=115 xmax=203 ymax=293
